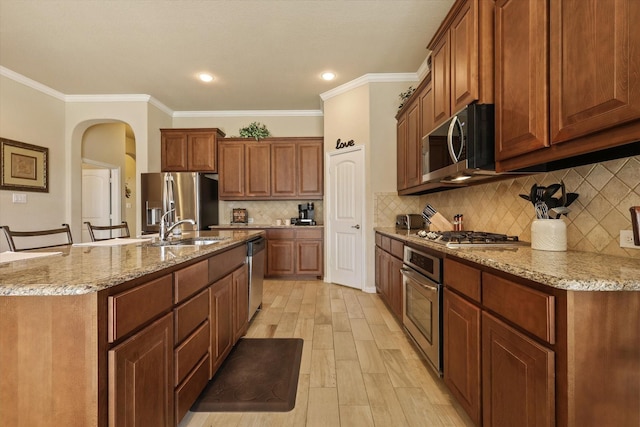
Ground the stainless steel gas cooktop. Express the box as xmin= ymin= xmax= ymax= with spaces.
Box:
xmin=416 ymin=230 xmax=530 ymax=248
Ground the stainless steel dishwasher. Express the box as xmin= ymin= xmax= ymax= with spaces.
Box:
xmin=247 ymin=236 xmax=265 ymax=321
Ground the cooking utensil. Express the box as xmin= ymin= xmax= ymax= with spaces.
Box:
xmin=550 ymin=206 xmax=571 ymax=219
xmin=535 ymin=201 xmax=549 ymax=219
xmin=564 ymin=192 xmax=579 ymax=207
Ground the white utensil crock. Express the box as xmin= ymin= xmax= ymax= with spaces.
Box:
xmin=531 ymin=219 xmax=567 ymax=251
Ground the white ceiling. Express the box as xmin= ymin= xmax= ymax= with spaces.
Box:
xmin=0 ymin=0 xmax=454 ymax=112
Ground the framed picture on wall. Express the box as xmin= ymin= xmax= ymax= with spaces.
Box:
xmin=0 ymin=138 xmax=49 ymax=192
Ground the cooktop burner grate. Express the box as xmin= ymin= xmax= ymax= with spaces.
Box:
xmin=417 ymin=230 xmax=529 ymax=248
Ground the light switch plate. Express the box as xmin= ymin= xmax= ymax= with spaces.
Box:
xmin=12 ymin=193 xmax=27 ymax=203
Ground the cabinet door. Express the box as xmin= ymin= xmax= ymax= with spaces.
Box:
xmin=431 ymin=33 xmax=450 ymax=127
xmin=375 ymin=246 xmax=383 ymax=293
xmin=482 ymin=312 xmax=555 ymax=427
xmin=405 ymin=101 xmax=421 ymax=188
xmin=188 ymin=132 xmax=217 ymax=172
xmin=378 ymin=251 xmax=391 ymax=304
xmin=420 ymin=82 xmax=434 ymax=139
xmin=449 ymin=0 xmax=478 ymax=113
xmin=396 ymin=113 xmax=408 ymax=191
xmin=550 ymin=0 xmax=640 ymax=144
xmin=495 ymin=0 xmax=550 ymax=161
xmin=295 ymin=240 xmax=323 ymax=276
xmin=218 ymin=142 xmax=245 ymax=198
xmin=233 ymin=264 xmax=249 ymax=342
xmin=267 ymin=240 xmax=295 ymax=276
xmin=271 ymin=142 xmax=297 ymax=198
xmin=162 ymin=132 xmax=189 ymax=171
xmin=443 ymin=288 xmax=481 ymax=425
xmin=388 ymin=254 xmax=404 ymax=319
xmin=210 ymin=275 xmax=233 ymax=375
xmin=109 ymin=313 xmax=174 ymax=427
xmin=245 ymin=143 xmax=271 ymax=197
xmin=297 ymin=141 xmax=324 ymax=197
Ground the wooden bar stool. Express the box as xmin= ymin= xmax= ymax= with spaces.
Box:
xmin=84 ymin=221 xmax=130 ymax=241
xmin=1 ymin=224 xmax=74 ymax=251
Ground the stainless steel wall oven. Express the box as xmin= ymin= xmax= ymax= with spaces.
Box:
xmin=401 ymin=245 xmax=443 ymax=376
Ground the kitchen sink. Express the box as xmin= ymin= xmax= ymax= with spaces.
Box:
xmin=147 ymin=237 xmax=229 ymax=247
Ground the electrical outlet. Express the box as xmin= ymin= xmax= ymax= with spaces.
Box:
xmin=620 ymin=230 xmax=640 ymax=249
xmin=248 ymin=217 xmax=254 ymax=224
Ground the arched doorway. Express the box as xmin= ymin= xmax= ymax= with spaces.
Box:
xmin=80 ymin=122 xmax=137 ymax=241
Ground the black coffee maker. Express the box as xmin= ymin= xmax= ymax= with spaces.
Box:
xmin=296 ymin=202 xmax=316 ymax=225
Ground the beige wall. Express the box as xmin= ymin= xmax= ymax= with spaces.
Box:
xmin=172 ymin=115 xmax=323 ymax=138
xmin=0 ymin=75 xmax=66 ymax=251
xmin=323 ymin=80 xmax=415 ymax=292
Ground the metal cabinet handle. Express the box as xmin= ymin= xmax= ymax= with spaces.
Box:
xmin=351 ymin=224 xmax=360 ymax=229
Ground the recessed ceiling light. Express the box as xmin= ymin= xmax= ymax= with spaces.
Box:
xmin=198 ymin=73 xmax=214 ymax=83
xmin=321 ymin=72 xmax=336 ymax=81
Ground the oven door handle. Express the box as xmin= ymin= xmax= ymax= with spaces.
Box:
xmin=401 ymin=267 xmax=439 ymax=293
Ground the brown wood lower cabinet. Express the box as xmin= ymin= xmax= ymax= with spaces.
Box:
xmin=444 ymin=257 xmax=556 ymax=427
xmin=266 ymin=228 xmax=323 ymax=279
xmin=108 ymin=312 xmax=174 ymax=427
xmin=374 ymin=232 xmax=403 ymax=319
xmin=482 ymin=312 xmax=555 ymax=427
xmin=210 ymin=272 xmax=234 ymax=375
xmin=443 ymin=288 xmax=481 ymax=425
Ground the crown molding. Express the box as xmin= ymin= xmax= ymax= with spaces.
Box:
xmin=416 ymin=53 xmax=431 ymax=81
xmin=319 ymin=72 xmax=419 ymax=101
xmin=173 ymin=110 xmax=323 ymax=118
xmin=0 ymin=66 xmax=66 ymax=101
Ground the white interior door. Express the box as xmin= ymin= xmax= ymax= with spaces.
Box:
xmin=327 ymin=146 xmax=365 ymax=289
xmin=82 ymin=168 xmax=111 ymax=242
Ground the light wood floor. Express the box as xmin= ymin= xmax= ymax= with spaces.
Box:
xmin=179 ymin=279 xmax=474 ymax=427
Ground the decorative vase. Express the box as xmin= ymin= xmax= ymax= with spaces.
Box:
xmin=531 ymin=219 xmax=567 ymax=251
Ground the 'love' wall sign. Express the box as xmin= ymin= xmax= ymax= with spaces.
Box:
xmin=335 ymin=138 xmax=355 ymax=149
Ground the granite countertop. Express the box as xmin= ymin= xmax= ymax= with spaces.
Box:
xmin=0 ymin=229 xmax=264 ymax=297
xmin=375 ymin=227 xmax=640 ymax=292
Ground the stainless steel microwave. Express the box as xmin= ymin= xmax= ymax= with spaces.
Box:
xmin=421 ymin=103 xmax=496 ymax=184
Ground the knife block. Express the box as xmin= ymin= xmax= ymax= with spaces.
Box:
xmin=428 ymin=212 xmax=454 ymax=231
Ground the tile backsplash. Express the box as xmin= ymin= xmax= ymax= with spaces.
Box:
xmin=375 ymin=155 xmax=640 ymax=258
xmin=219 ymin=200 xmax=323 ymax=226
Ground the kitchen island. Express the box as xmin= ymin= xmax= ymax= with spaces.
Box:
xmin=375 ymin=227 xmax=640 ymax=427
xmin=0 ymin=229 xmax=263 ymax=427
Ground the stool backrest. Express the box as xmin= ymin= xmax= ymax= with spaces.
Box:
xmin=2 ymin=224 xmax=74 ymax=251
xmin=84 ymin=221 xmax=130 ymax=241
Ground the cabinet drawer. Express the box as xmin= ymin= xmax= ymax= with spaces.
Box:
xmin=175 ymin=354 xmax=210 ymax=425
xmin=175 ymin=260 xmax=209 ymax=304
xmin=375 ymin=232 xmax=382 ymax=247
xmin=482 ymin=272 xmax=555 ymax=344
xmin=380 ymin=235 xmax=392 ymax=252
xmin=389 ymin=238 xmax=404 ymax=259
xmin=175 ymin=320 xmax=210 ymax=386
xmin=266 ymin=228 xmax=296 ymax=240
xmin=296 ymin=228 xmax=322 ymax=240
xmin=108 ymin=274 xmax=173 ymax=343
xmin=209 ymin=244 xmax=247 ymax=282
xmin=444 ymin=258 xmax=481 ymax=302
xmin=175 ymin=289 xmax=209 ymax=344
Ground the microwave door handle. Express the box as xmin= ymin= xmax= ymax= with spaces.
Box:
xmin=446 ymin=115 xmax=465 ymax=163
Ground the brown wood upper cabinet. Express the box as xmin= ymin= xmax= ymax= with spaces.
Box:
xmin=428 ymin=0 xmax=494 ymax=129
xmin=161 ymin=128 xmax=226 ymax=172
xmin=495 ymin=0 xmax=640 ymax=170
xmin=218 ymin=137 xmax=323 ymax=200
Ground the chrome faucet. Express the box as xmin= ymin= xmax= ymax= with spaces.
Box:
xmin=159 ymin=209 xmax=195 ymax=241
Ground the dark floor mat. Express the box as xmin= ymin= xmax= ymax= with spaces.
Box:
xmin=191 ymin=338 xmax=304 ymax=412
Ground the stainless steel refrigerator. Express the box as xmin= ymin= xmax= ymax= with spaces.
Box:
xmin=140 ymin=172 xmax=219 ymax=234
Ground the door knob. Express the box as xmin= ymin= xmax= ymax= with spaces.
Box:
xmin=351 ymin=224 xmax=360 ymax=229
